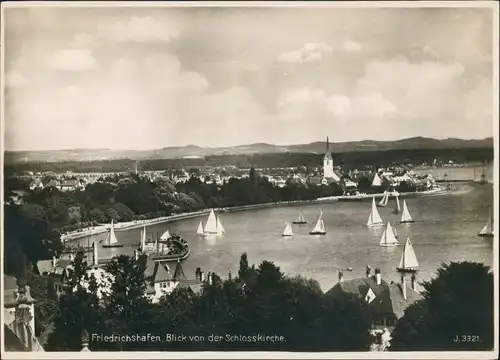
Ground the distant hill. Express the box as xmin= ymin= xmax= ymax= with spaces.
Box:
xmin=3 ymin=137 xmax=494 ymax=164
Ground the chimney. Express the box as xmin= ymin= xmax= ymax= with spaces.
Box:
xmin=208 ymin=272 xmax=213 ymax=285
xmin=228 ymin=271 xmax=232 ymax=281
xmin=200 ymin=271 xmax=205 ymax=282
xmin=338 ymin=271 xmax=344 ymax=283
xmin=375 ymin=268 xmax=381 ymax=285
xmin=195 ymin=267 xmax=201 ymax=281
xmin=411 ymin=273 xmax=417 ymax=292
xmin=92 ymin=242 xmax=98 ymax=267
xmin=366 ymin=265 xmax=371 ymax=278
xmin=402 ymin=275 xmax=407 ymax=300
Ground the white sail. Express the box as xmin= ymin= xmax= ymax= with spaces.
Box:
xmin=479 ymin=213 xmax=494 ymax=236
xmin=196 ymin=221 xmax=205 ymax=235
xmin=296 ymin=211 xmax=306 ymax=223
xmin=378 ymin=192 xmax=388 ymax=206
xmin=216 ymin=216 xmax=225 ymax=235
xmin=380 ymin=221 xmax=398 ymax=247
xmin=311 ymin=219 xmax=323 ymax=233
xmin=106 ymin=220 xmax=118 ymax=245
xmin=320 ymin=220 xmax=326 ymax=233
xmin=395 ymin=196 xmax=401 ymax=212
xmin=204 ymin=209 xmax=218 ymax=234
xmin=367 ymin=198 xmax=383 ymax=226
xmin=398 ymin=237 xmax=419 ymax=270
xmin=160 ymin=229 xmax=171 ymax=241
xmin=282 ymin=223 xmax=293 ymax=236
xmin=400 ymin=200 xmax=413 ymax=223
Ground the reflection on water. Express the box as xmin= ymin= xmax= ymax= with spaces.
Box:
xmin=70 ymin=183 xmax=494 ymax=292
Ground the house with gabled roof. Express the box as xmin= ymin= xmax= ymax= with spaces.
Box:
xmin=137 ymin=251 xmax=204 ymax=303
xmin=325 ymin=267 xmax=422 ymax=351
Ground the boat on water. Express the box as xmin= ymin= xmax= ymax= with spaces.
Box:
xmin=377 ymin=191 xmax=389 ymax=208
xmin=292 ymin=211 xmax=307 ymax=224
xmin=367 ymin=198 xmax=384 ymax=227
xmin=282 ymin=223 xmax=294 ymax=237
xmin=196 ymin=221 xmax=205 ymax=235
xmin=400 ymin=200 xmax=414 ymax=223
xmin=396 ymin=237 xmax=419 ymax=273
xmin=159 ymin=229 xmax=171 ymax=242
xmin=392 ymin=195 xmax=401 ymax=214
xmin=310 ymin=211 xmax=326 ymax=235
xmin=379 ymin=221 xmax=398 ymax=247
xmin=478 ymin=209 xmax=494 ymax=238
xmin=203 ymin=209 xmax=225 ymax=235
xmin=101 ymin=220 xmax=123 ymax=248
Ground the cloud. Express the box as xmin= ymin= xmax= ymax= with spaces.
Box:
xmin=48 ymin=49 xmax=98 ymax=71
xmin=98 ymin=16 xmax=179 ymax=43
xmin=5 ymin=70 xmax=29 ymax=88
xmin=68 ymin=32 xmax=95 ymax=48
xmin=277 ymin=88 xmax=397 ymax=124
xmin=277 ymin=42 xmax=333 ymax=63
xmin=342 ymin=40 xmax=363 ymax=52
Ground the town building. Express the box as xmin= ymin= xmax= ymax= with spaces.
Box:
xmin=325 ymin=267 xmax=422 ymax=351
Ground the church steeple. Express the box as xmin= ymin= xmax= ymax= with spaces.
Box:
xmin=326 ymin=137 xmax=329 ymax=152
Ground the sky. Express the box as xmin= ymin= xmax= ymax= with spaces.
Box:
xmin=3 ymin=4 xmax=496 ymax=151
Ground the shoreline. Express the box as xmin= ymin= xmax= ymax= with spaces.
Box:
xmin=61 ymin=187 xmax=450 ymax=243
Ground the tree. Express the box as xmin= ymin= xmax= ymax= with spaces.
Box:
xmin=103 ymin=255 xmax=155 ymax=350
xmin=357 ymin=176 xmax=372 ymax=192
xmin=390 ymin=262 xmax=494 ymax=351
xmin=46 ymin=250 xmax=107 ymax=351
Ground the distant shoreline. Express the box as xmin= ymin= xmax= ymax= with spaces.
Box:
xmin=61 ymin=187 xmax=451 ymax=243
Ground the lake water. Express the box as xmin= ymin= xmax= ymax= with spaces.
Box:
xmin=72 ymin=182 xmax=494 ymax=292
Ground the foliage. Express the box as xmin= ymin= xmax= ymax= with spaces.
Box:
xmin=390 ymin=261 xmax=494 ymax=351
xmin=45 ymin=252 xmax=375 ymax=351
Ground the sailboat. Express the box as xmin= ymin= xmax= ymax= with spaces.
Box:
xmin=396 ymin=237 xmax=419 ymax=272
xmin=196 ymin=221 xmax=205 ymax=235
xmin=478 ymin=210 xmax=494 ymax=238
xmin=159 ymin=229 xmax=171 ymax=241
xmin=377 ymin=191 xmax=389 ymax=207
xmin=310 ymin=211 xmax=326 ymax=235
xmin=379 ymin=221 xmax=398 ymax=247
xmin=102 ymin=220 xmax=123 ymax=248
xmin=216 ymin=216 xmax=225 ymax=235
xmin=367 ymin=198 xmax=384 ymax=227
xmin=392 ymin=195 xmax=401 ymax=214
xmin=292 ymin=210 xmax=307 ymax=224
xmin=282 ymin=223 xmax=294 ymax=237
xmin=400 ymin=200 xmax=414 ymax=223
xmin=204 ymin=209 xmax=225 ymax=235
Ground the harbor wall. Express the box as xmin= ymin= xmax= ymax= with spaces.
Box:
xmin=61 ymin=187 xmax=450 ymax=243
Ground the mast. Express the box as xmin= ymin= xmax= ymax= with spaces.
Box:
xmin=204 ymin=209 xmax=218 ymax=234
xmin=160 ymin=229 xmax=171 ymax=241
xmin=400 ymin=200 xmax=414 ymax=223
xmin=380 ymin=221 xmax=398 ymax=247
xmin=282 ymin=223 xmax=293 ymax=236
xmin=397 ymin=237 xmax=419 ymax=271
xmin=107 ymin=219 xmax=118 ymax=245
xmin=216 ymin=216 xmax=225 ymax=235
xmin=196 ymin=221 xmax=205 ymax=235
xmin=367 ymin=198 xmax=383 ymax=226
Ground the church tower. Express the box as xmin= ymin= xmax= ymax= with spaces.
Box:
xmin=323 ymin=136 xmax=335 ymax=179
